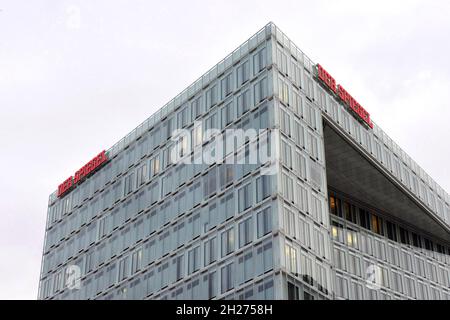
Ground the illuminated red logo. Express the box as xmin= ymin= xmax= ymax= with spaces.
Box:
xmin=317 ymin=64 xmax=373 ymax=129
xmin=57 ymin=150 xmax=108 ymax=198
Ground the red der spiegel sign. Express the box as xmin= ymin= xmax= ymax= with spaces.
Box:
xmin=317 ymin=64 xmax=373 ymax=129
xmin=57 ymin=150 xmax=108 ymax=198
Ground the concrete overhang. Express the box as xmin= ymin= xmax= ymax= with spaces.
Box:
xmin=323 ymin=116 xmax=450 ymax=243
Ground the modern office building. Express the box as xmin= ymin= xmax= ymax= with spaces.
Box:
xmin=38 ymin=23 xmax=450 ymax=300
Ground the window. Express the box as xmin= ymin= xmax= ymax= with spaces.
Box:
xmin=309 ymin=160 xmax=322 ymax=190
xmin=279 ymin=78 xmax=289 ymax=105
xmin=305 ymin=74 xmax=314 ymax=100
xmin=346 ymin=229 xmax=358 ymax=249
xmin=118 ymin=255 xmax=130 ymax=282
xmin=192 ymin=123 xmax=203 ymax=148
xmin=280 ymin=108 xmax=291 ymax=137
xmin=305 ymin=103 xmax=316 ymax=129
xmin=221 ymin=101 xmax=234 ymax=127
xmin=254 ymin=77 xmax=267 ymax=104
xmin=221 ymin=228 xmax=234 ymax=257
xmin=192 ymin=212 xmax=202 ymax=239
xmin=159 ymin=231 xmax=171 ymax=256
xmin=131 ymin=247 xmax=143 ymax=274
xmin=176 ymin=134 xmax=189 ymax=158
xmin=205 ymin=271 xmax=217 ymax=299
xmin=149 ymin=156 xmax=160 ymax=177
xmin=178 ymin=105 xmax=190 ymax=128
xmin=219 ymin=192 xmax=235 ymax=221
xmin=162 ymin=116 xmax=174 ymax=142
xmin=161 ymin=172 xmax=172 ymax=196
xmin=295 ymin=151 xmax=307 ymax=180
xmin=288 ymin=282 xmax=299 ymax=300
xmin=386 ymin=221 xmax=397 ymax=241
xmin=371 ymin=214 xmax=383 ymax=235
xmin=293 ymin=121 xmax=305 ymax=148
xmin=206 ymin=84 xmax=218 ymax=109
xmin=238 ymin=217 xmax=253 ymax=248
xmin=237 ymin=60 xmax=249 ymax=86
xmin=221 ymin=263 xmax=234 ymax=293
xmin=159 ymin=261 xmax=170 ymax=288
xmin=255 ymin=241 xmax=273 ymax=276
xmin=256 ymin=175 xmax=271 ymax=202
xmin=284 ymin=208 xmax=296 ymax=237
xmin=277 ymin=47 xmax=288 ymax=73
xmin=188 ymin=246 xmax=200 ymax=274
xmin=97 ymin=216 xmax=107 ymax=240
xmin=399 ymin=227 xmax=409 ymax=244
xmin=348 ymin=253 xmax=360 ymax=277
xmin=307 ymin=132 xmax=319 ymax=160
xmin=204 ymin=112 xmax=218 ymax=140
xmin=281 ymin=140 xmax=292 ymax=168
xmin=257 ymin=207 xmax=272 ymax=237
xmin=203 ymin=167 xmax=217 ymax=197
xmin=204 ymin=237 xmax=217 ymax=266
xmin=352 ymin=281 xmax=363 ymax=299
xmin=336 ymin=275 xmax=348 ymax=299
xmin=404 ymin=276 xmax=416 ymax=298
xmin=237 ymin=89 xmax=250 ymax=117
xmin=237 ymin=251 xmax=253 ymax=285
xmin=300 ymin=252 xmax=314 ymax=285
xmin=221 ymin=73 xmax=233 ymax=99
xmin=136 ymin=164 xmax=147 ymax=188
xmin=285 ymin=244 xmax=297 ymax=274
xmin=359 ymin=209 xmax=370 ymax=230
xmin=253 ymin=47 xmax=266 ymax=74
xmin=173 ymin=255 xmax=184 ymax=281
xmin=112 ymin=180 xmax=122 ymax=202
xmin=147 ymin=181 xmax=159 ymax=205
xmin=342 ymin=202 xmax=353 ymax=222
xmin=192 ymin=96 xmax=203 ymax=119
xmin=418 ymin=281 xmax=428 ymax=299
xmin=238 ymin=183 xmax=252 ymax=212
xmin=219 ymin=164 xmax=234 ymax=189
xmin=316 ymin=263 xmax=328 ymax=294
xmin=311 ymin=195 xmax=323 ymax=224
xmin=282 ymin=172 xmax=294 ymax=202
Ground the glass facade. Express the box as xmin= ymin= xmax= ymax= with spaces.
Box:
xmin=38 ymin=23 xmax=450 ymax=300
xmin=329 ymin=192 xmax=450 ymax=300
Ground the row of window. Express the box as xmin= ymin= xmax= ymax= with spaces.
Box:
xmin=44 ymin=158 xmax=274 ymax=255
xmin=284 ymin=242 xmax=331 ymax=296
xmin=276 ymin=36 xmax=448 ymax=227
xmin=335 ymin=266 xmax=449 ymax=300
xmin=320 ymin=85 xmax=449 ymax=224
xmin=277 ymin=77 xmax=319 ymax=132
xmin=46 ymin=120 xmax=275 ymax=244
xmin=42 ymin=172 xmax=274 ymax=276
xmin=150 ymin=275 xmax=274 ymax=301
xmin=279 ymin=105 xmax=321 ymax=164
xmin=48 ymin=98 xmax=272 ymax=229
xmin=280 ymin=136 xmax=324 ymax=192
xmin=274 ymin=43 xmax=315 ymax=103
xmin=329 ymin=194 xmax=450 ymax=261
xmin=334 ymin=241 xmax=450 ymax=290
xmin=280 ymin=171 xmax=327 ymax=227
xmin=41 ymin=237 xmax=274 ymax=300
xmin=199 ymin=47 xmax=266 ymax=112
xmin=330 ymin=195 xmax=450 ymax=292
xmin=283 ymin=205 xmax=330 ymax=261
xmin=286 ymin=279 xmax=328 ymax=300
xmin=48 ymin=46 xmax=269 ymax=218
xmin=275 ymin=36 xmax=449 ymax=226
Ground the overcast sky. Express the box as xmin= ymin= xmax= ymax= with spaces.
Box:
xmin=0 ymin=0 xmax=449 ymax=299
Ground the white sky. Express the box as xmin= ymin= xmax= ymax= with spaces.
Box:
xmin=0 ymin=0 xmax=449 ymax=299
